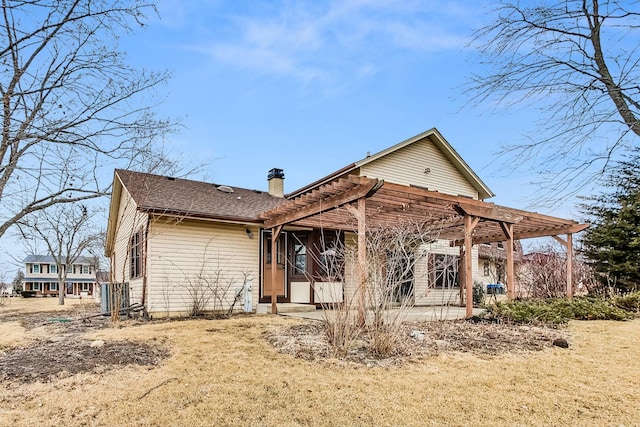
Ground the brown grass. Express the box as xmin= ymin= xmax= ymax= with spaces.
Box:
xmin=1 ymin=298 xmax=639 ymax=426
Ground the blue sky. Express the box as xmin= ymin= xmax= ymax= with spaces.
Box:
xmin=0 ymin=0 xmax=598 ymax=275
xmin=124 ymin=0 xmax=539 ymax=204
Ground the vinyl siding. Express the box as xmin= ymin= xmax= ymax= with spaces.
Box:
xmin=146 ymin=220 xmax=260 ymax=316
xmin=360 ymin=138 xmax=479 ymax=199
xmin=414 ymin=240 xmax=478 ymax=306
xmin=343 ymin=233 xmax=358 ymax=306
xmin=109 ymin=184 xmax=148 ymax=305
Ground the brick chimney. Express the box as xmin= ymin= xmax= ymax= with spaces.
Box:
xmin=267 ymin=168 xmax=285 ymax=197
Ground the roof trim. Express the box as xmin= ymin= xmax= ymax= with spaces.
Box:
xmin=105 ymin=169 xmax=124 ymax=255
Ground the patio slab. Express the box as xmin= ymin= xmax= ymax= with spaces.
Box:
xmin=279 ymin=305 xmax=486 ymax=321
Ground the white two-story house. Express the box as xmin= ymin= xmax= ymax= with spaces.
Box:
xmin=22 ymin=255 xmax=97 ymax=297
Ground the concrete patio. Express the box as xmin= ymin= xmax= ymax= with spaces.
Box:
xmin=262 ymin=304 xmax=486 ymax=321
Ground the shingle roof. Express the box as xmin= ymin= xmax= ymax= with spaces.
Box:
xmin=23 ymin=255 xmax=95 ymax=264
xmin=477 ymin=241 xmax=524 ymax=262
xmin=115 ymin=169 xmax=286 ymax=222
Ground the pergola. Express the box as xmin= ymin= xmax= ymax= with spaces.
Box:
xmin=261 ymin=175 xmax=589 ymax=317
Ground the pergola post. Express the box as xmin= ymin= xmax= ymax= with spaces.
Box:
xmin=357 ymin=197 xmax=367 ymax=325
xmin=464 ymin=215 xmax=479 ymax=318
xmin=552 ymin=233 xmax=574 ymax=300
xmin=566 ymin=233 xmax=573 ymax=300
xmin=500 ymin=222 xmax=515 ymax=300
xmin=271 ymin=225 xmax=282 ymax=314
xmin=458 ymin=245 xmax=465 ymax=306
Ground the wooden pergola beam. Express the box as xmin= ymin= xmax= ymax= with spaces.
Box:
xmin=264 ymin=177 xmax=382 ymax=229
xmin=458 ymin=223 xmax=590 ymax=245
xmin=455 ymin=203 xmax=523 ymax=224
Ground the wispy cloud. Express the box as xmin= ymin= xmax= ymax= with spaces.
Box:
xmin=167 ymin=1 xmax=480 ymax=87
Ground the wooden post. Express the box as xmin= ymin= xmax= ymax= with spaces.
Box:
xmin=464 ymin=215 xmax=474 ymax=318
xmin=271 ymin=226 xmax=282 ymax=314
xmin=566 ymin=233 xmax=573 ymax=300
xmin=357 ymin=197 xmax=367 ymax=325
xmin=459 ymin=245 xmax=465 ymax=306
xmin=501 ymin=222 xmax=515 ymax=300
xmin=552 ymin=234 xmax=574 ymax=300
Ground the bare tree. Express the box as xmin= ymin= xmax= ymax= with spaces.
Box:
xmin=468 ymin=0 xmax=640 ymax=202
xmin=16 ymin=203 xmax=102 ymax=305
xmin=0 ymin=0 xmax=177 ymax=240
xmin=11 ymin=268 xmax=23 ymax=292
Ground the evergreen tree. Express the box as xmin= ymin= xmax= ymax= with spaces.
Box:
xmin=580 ymin=150 xmax=640 ymax=291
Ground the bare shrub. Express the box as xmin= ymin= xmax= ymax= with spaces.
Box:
xmin=179 ymin=240 xmax=248 ymax=317
xmin=517 ymin=244 xmax=598 ymax=299
xmin=307 ymin=219 xmax=447 ymax=357
xmin=299 ymin=232 xmax=363 ymax=358
xmin=363 ymin=222 xmax=433 ymax=356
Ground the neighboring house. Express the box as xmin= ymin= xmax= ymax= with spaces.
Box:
xmin=105 ymin=128 xmax=587 ymax=317
xmin=477 ymin=241 xmax=525 ymax=289
xmin=22 ymin=255 xmax=97 ymax=297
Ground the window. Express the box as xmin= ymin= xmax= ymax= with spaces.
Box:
xmin=265 ymin=234 xmax=285 ymax=265
xmin=292 ymin=235 xmax=307 ymax=276
xmin=432 ymin=254 xmax=459 ymax=288
xmin=130 ymin=230 xmax=143 ymax=278
xmin=50 ymin=264 xmax=57 ymax=274
xmin=314 ymin=232 xmax=342 ymax=278
xmin=32 ymin=264 xmax=40 ymax=274
xmin=81 ymin=282 xmax=91 ymax=291
xmin=483 ymin=262 xmax=490 ymax=276
xmin=32 ymin=282 xmax=41 ymax=291
xmin=82 ymin=265 xmax=90 ymax=274
xmin=49 ymin=282 xmax=58 ymax=291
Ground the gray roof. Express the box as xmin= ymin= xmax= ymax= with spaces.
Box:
xmin=23 ymin=255 xmax=95 ymax=264
xmin=115 ymin=169 xmax=286 ymax=222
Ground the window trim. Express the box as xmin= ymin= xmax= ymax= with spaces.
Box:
xmin=130 ymin=229 xmax=144 ymax=279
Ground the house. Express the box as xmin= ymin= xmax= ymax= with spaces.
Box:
xmin=22 ymin=255 xmax=97 ymax=297
xmin=477 ymin=241 xmax=525 ymax=292
xmin=105 ymin=128 xmax=587 ymax=317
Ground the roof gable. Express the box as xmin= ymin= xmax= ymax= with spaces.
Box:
xmin=356 ymin=128 xmax=493 ymax=199
xmin=288 ymin=128 xmax=494 ymax=200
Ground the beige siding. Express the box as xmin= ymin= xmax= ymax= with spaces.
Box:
xmin=360 ymin=139 xmax=479 ymax=199
xmin=109 ymin=185 xmax=148 ymax=305
xmin=414 ymin=240 xmax=478 ymax=306
xmin=343 ymin=233 xmax=358 ymax=306
xmin=146 ymin=220 xmax=260 ymax=316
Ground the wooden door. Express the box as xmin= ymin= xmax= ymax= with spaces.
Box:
xmin=262 ymin=231 xmax=287 ymax=302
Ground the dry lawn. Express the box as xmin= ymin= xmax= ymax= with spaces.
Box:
xmin=1 ymin=298 xmax=639 ymax=426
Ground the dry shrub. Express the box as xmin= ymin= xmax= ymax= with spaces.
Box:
xmin=517 ymin=243 xmax=598 ymax=298
xmin=307 ymin=218 xmax=453 ymax=357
